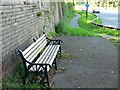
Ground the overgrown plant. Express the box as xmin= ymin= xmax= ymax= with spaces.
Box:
xmin=2 ymin=65 xmax=45 ymax=89
xmin=48 ymin=32 xmax=58 ymax=39
xmin=44 ymin=10 xmax=51 ymax=20
xmin=37 ymin=11 xmax=42 ymax=17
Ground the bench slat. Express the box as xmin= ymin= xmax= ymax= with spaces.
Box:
xmin=25 ymin=40 xmax=47 ymax=61
xmin=46 ymin=45 xmax=60 ymax=65
xmin=19 ymin=33 xmax=62 ymax=87
xmin=26 ymin=43 xmax=51 ymax=67
xmin=24 ymin=37 xmax=47 ymax=60
xmin=29 ymin=45 xmax=54 ymax=71
xmin=35 ymin=45 xmax=53 ymax=64
xmin=41 ymin=45 xmax=59 ymax=64
xmin=23 ymin=34 xmax=46 ymax=56
xmin=29 ymin=45 xmax=60 ymax=71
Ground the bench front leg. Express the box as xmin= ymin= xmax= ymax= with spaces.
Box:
xmin=52 ymin=58 xmax=57 ymax=71
xmin=35 ymin=64 xmax=50 ymax=87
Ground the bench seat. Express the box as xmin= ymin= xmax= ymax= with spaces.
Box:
xmin=18 ymin=33 xmax=62 ymax=87
xmin=29 ymin=45 xmax=60 ymax=71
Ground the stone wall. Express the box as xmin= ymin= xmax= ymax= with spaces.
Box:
xmin=0 ymin=1 xmax=2 ymax=83
xmin=0 ymin=0 xmax=63 ymax=80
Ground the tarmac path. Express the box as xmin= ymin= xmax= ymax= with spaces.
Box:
xmin=50 ymin=14 xmax=118 ymax=88
xmin=70 ymin=14 xmax=80 ymax=28
xmin=51 ymin=36 xmax=118 ymax=88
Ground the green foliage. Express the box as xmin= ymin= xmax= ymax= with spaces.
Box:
xmin=32 ymin=4 xmax=37 ymax=8
xmin=48 ymin=32 xmax=58 ymax=39
xmin=55 ymin=3 xmax=119 ymax=48
xmin=44 ymin=10 xmax=51 ymax=20
xmin=37 ymin=11 xmax=42 ymax=17
xmin=44 ymin=10 xmax=49 ymax=13
xmin=77 ymin=11 xmax=120 ymax=37
xmin=55 ymin=19 xmax=97 ymax=36
xmin=0 ymin=83 xmax=2 ymax=89
xmin=64 ymin=3 xmax=75 ymax=19
xmin=55 ymin=3 xmax=98 ymax=36
xmin=94 ymin=17 xmax=102 ymax=24
xmin=55 ymin=7 xmax=119 ymax=37
xmin=2 ymin=65 xmax=44 ymax=89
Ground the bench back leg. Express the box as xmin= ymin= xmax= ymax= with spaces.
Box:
xmin=44 ymin=65 xmax=50 ymax=87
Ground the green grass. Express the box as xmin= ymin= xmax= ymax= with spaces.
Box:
xmin=77 ymin=11 xmax=120 ymax=37
xmin=55 ymin=19 xmax=98 ymax=36
xmin=55 ymin=3 xmax=98 ymax=36
xmin=94 ymin=17 xmax=102 ymax=24
xmin=55 ymin=7 xmax=119 ymax=37
xmin=55 ymin=8 xmax=119 ymax=47
xmin=47 ymin=31 xmax=59 ymax=39
xmin=2 ymin=65 xmax=45 ymax=89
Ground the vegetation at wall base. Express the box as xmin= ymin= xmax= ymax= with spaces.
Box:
xmin=2 ymin=65 xmax=47 ymax=89
xmin=47 ymin=32 xmax=59 ymax=39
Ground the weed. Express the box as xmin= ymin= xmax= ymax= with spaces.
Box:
xmin=2 ymin=65 xmax=45 ymax=89
xmin=48 ymin=32 xmax=58 ymax=39
xmin=37 ymin=11 xmax=42 ymax=17
xmin=44 ymin=10 xmax=51 ymax=20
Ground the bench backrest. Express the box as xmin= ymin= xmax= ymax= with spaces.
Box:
xmin=19 ymin=34 xmax=47 ymax=70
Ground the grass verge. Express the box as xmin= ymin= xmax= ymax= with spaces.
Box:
xmin=77 ymin=11 xmax=120 ymax=37
xmin=56 ymin=7 xmax=119 ymax=37
xmin=55 ymin=3 xmax=98 ymax=36
xmin=55 ymin=8 xmax=119 ymax=46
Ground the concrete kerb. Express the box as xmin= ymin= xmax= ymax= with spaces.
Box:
xmin=91 ymin=13 xmax=120 ymax=30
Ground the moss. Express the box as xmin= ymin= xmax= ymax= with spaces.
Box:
xmin=37 ymin=11 xmax=42 ymax=17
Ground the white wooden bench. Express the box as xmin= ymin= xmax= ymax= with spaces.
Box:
xmin=18 ymin=33 xmax=63 ymax=87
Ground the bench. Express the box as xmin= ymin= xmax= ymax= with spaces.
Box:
xmin=18 ymin=32 xmax=63 ymax=87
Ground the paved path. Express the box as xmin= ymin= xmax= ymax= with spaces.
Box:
xmin=51 ymin=36 xmax=118 ymax=88
xmin=70 ymin=14 xmax=80 ymax=28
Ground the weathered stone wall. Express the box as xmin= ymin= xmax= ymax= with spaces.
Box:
xmin=0 ymin=0 xmax=63 ymax=80
xmin=0 ymin=1 xmax=2 ymax=83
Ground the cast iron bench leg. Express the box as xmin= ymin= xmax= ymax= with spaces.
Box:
xmin=45 ymin=65 xmax=50 ymax=87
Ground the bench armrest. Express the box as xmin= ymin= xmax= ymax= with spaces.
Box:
xmin=46 ymin=37 xmax=63 ymax=45
xmin=49 ymin=39 xmax=63 ymax=43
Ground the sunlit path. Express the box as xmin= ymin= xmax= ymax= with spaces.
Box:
xmin=70 ymin=14 xmax=80 ymax=28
